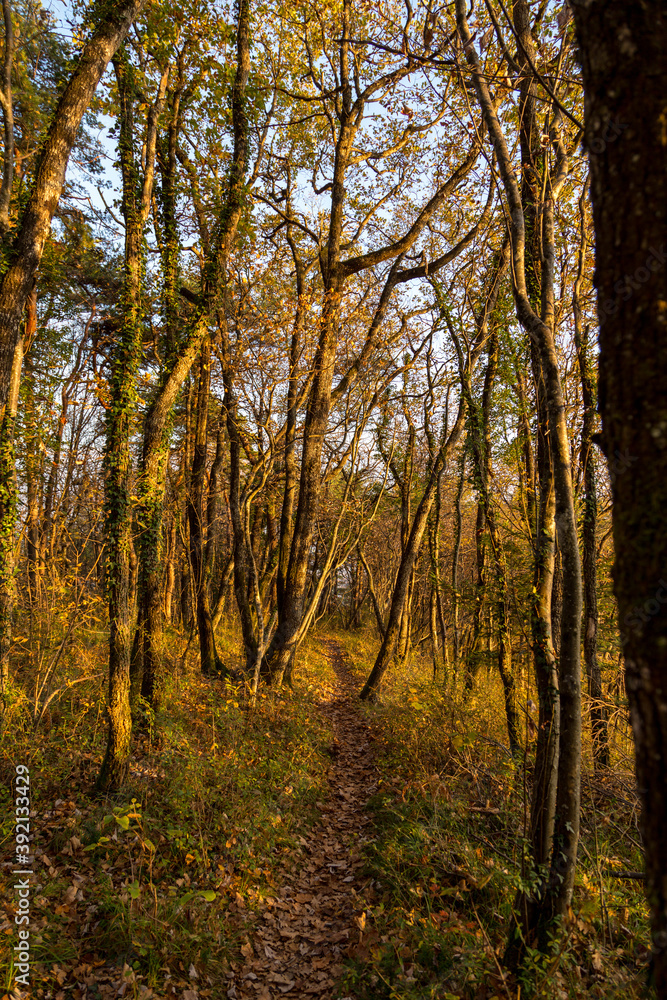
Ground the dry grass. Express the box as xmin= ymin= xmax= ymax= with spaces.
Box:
xmin=331 ymin=625 xmax=653 ymax=1000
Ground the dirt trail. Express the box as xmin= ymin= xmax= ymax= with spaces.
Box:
xmin=226 ymin=640 xmax=377 ymax=999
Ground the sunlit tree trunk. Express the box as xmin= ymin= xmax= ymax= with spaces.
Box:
xmin=455 ymin=0 xmax=582 ymax=941
xmin=135 ymin=0 xmax=249 ymax=693
xmin=97 ymin=50 xmax=144 ymax=792
xmin=0 ymin=0 xmax=145 ymax=705
xmin=0 ymin=330 xmax=21 ymax=689
xmin=23 ymin=292 xmax=41 ymax=610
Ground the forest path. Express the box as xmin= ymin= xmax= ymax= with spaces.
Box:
xmin=226 ymin=639 xmax=378 ymax=1000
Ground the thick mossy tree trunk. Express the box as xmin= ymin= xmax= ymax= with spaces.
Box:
xmin=97 ymin=50 xmax=147 ymax=793
xmin=134 ymin=0 xmax=249 ymax=694
xmin=106 ymin=53 xmax=167 ymax=726
xmin=571 ymin=0 xmax=667 ymax=985
xmin=133 ymin=76 xmax=178 ymax=707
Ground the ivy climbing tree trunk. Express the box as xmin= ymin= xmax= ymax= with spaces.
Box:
xmin=133 ymin=0 xmax=250 ymax=696
xmin=97 ymin=51 xmax=144 ymax=792
xmin=0 ymin=0 xmax=15 ymax=237
xmin=0 ymin=0 xmax=145 ymax=701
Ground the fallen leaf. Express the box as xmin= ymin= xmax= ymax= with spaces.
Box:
xmin=63 ymin=885 xmax=78 ymax=905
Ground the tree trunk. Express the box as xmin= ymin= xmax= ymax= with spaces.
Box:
xmin=0 ymin=0 xmax=145 ymax=411
xmin=451 ymin=442 xmax=466 ymax=670
xmin=432 ymin=477 xmax=449 ymax=678
xmin=97 ymin=50 xmax=145 ymax=792
xmin=455 ymin=0 xmax=582 ymax=933
xmin=463 ymin=325 xmax=521 ymax=757
xmin=573 ymin=189 xmax=609 ymax=771
xmin=358 ymin=545 xmax=385 ymax=640
xmin=221 ymin=316 xmax=257 ymax=673
xmin=134 ymin=0 xmax=249 ymax=695
xmin=361 ymin=396 xmax=469 ymax=701
xmin=186 ymin=337 xmax=220 ymax=676
xmin=571 ymin=1 xmax=667 ymax=984
xmin=23 ymin=294 xmax=41 ymax=610
xmin=0 ymin=0 xmax=15 ymax=237
xmin=0 ymin=329 xmax=21 ymax=689
xmin=135 ymin=82 xmax=180 ymax=706
xmin=264 ymin=0 xmax=482 ymax=686
xmin=466 ymin=499 xmax=486 ymax=692
xmin=163 ymin=517 xmax=177 ymax=623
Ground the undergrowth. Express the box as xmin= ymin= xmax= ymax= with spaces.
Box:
xmin=0 ymin=620 xmax=655 ymax=1000
xmin=334 ymin=628 xmax=654 ymax=1000
xmin=0 ymin=620 xmax=335 ymax=997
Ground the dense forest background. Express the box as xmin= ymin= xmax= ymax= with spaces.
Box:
xmin=0 ymin=0 xmax=664 ymax=997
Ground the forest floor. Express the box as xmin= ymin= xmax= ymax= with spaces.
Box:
xmin=226 ymin=639 xmax=377 ymax=999
xmin=0 ymin=623 xmax=656 ymax=1000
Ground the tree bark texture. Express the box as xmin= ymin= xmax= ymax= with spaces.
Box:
xmin=0 ymin=0 xmax=145 ymax=413
xmin=572 ymin=0 xmax=667 ymax=984
xmin=573 ymin=188 xmax=609 ymax=771
xmin=456 ymin=0 xmax=582 ymax=932
xmin=97 ymin=50 xmax=143 ymax=792
xmin=186 ymin=336 xmax=220 ymax=675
